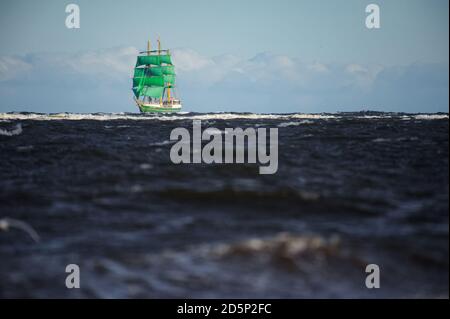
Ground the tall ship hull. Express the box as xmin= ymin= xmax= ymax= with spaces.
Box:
xmin=135 ymin=99 xmax=182 ymax=113
xmin=132 ymin=38 xmax=182 ymax=113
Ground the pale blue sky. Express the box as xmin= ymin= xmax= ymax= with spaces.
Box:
xmin=0 ymin=0 xmax=448 ymax=113
xmin=0 ymin=0 xmax=448 ymax=64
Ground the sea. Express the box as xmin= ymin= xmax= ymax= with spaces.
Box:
xmin=0 ymin=111 xmax=448 ymax=298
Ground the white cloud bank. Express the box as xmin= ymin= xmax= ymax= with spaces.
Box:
xmin=0 ymin=47 xmax=448 ymax=113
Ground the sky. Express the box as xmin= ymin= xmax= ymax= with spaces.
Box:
xmin=0 ymin=0 xmax=448 ymax=113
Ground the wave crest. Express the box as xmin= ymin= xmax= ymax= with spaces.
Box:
xmin=1 ymin=112 xmax=446 ymax=122
xmin=0 ymin=123 xmax=22 ymax=136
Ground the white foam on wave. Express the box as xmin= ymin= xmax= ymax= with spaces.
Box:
xmin=372 ymin=138 xmax=391 ymax=143
xmin=0 ymin=112 xmax=447 ymax=122
xmin=372 ymin=136 xmax=419 ymax=143
xmin=0 ymin=112 xmax=338 ymax=121
xmin=0 ymin=123 xmax=22 ymax=136
xmin=414 ymin=114 xmax=449 ymax=120
xmin=203 ymin=128 xmax=229 ymax=135
xmin=104 ymin=124 xmax=132 ymax=129
xmin=149 ymin=140 xmax=177 ymax=147
xmin=277 ymin=120 xmax=314 ymax=127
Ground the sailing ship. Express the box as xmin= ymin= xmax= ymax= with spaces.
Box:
xmin=132 ymin=38 xmax=182 ymax=113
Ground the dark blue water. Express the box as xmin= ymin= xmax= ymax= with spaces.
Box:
xmin=0 ymin=111 xmax=448 ymax=298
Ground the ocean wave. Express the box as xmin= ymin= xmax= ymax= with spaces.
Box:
xmin=16 ymin=145 xmax=34 ymax=152
xmin=372 ymin=136 xmax=419 ymax=143
xmin=208 ymin=232 xmax=341 ymax=260
xmin=104 ymin=124 xmax=132 ymax=129
xmin=157 ymin=187 xmax=321 ymax=202
xmin=0 ymin=123 xmax=22 ymax=136
xmin=148 ymin=140 xmax=177 ymax=146
xmin=0 ymin=112 xmax=336 ymax=121
xmin=77 ymin=232 xmax=357 ymax=298
xmin=2 ymin=112 xmax=446 ymax=122
xmin=414 ymin=114 xmax=449 ymax=120
xmin=277 ymin=120 xmax=314 ymax=127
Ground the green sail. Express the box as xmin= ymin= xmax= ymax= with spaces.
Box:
xmin=144 ymin=76 xmax=165 ymax=87
xmin=134 ymin=67 xmax=164 ymax=77
xmin=163 ymin=74 xmax=175 ymax=86
xmin=143 ymin=65 xmax=175 ymax=77
xmin=147 ymin=68 xmax=163 ymax=76
xmin=136 ymin=55 xmax=159 ymax=66
xmin=133 ymin=52 xmax=175 ymax=100
xmin=133 ymin=77 xmax=142 ymax=88
xmin=134 ymin=68 xmax=146 ymax=78
xmin=160 ymin=55 xmax=172 ymax=64
xmin=132 ymin=87 xmax=140 ymax=98
xmin=162 ymin=65 xmax=175 ymax=75
xmin=134 ymin=76 xmax=164 ymax=87
xmin=145 ymin=66 xmax=175 ymax=76
xmin=133 ymin=75 xmax=175 ymax=87
xmin=139 ymin=86 xmax=164 ymax=98
xmin=136 ymin=55 xmax=172 ymax=67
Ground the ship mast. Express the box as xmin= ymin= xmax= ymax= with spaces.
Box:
xmin=147 ymin=40 xmax=151 ymax=103
xmin=157 ymin=37 xmax=162 ymax=105
xmin=167 ymin=48 xmax=171 ymax=102
xmin=157 ymin=37 xmax=171 ymax=103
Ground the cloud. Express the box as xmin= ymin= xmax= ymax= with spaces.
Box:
xmin=172 ymin=48 xmax=214 ymax=72
xmin=66 ymin=46 xmax=139 ymax=78
xmin=0 ymin=47 xmax=139 ymax=113
xmin=0 ymin=56 xmax=32 ymax=81
xmin=368 ymin=63 xmax=449 ymax=113
xmin=0 ymin=47 xmax=448 ymax=113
